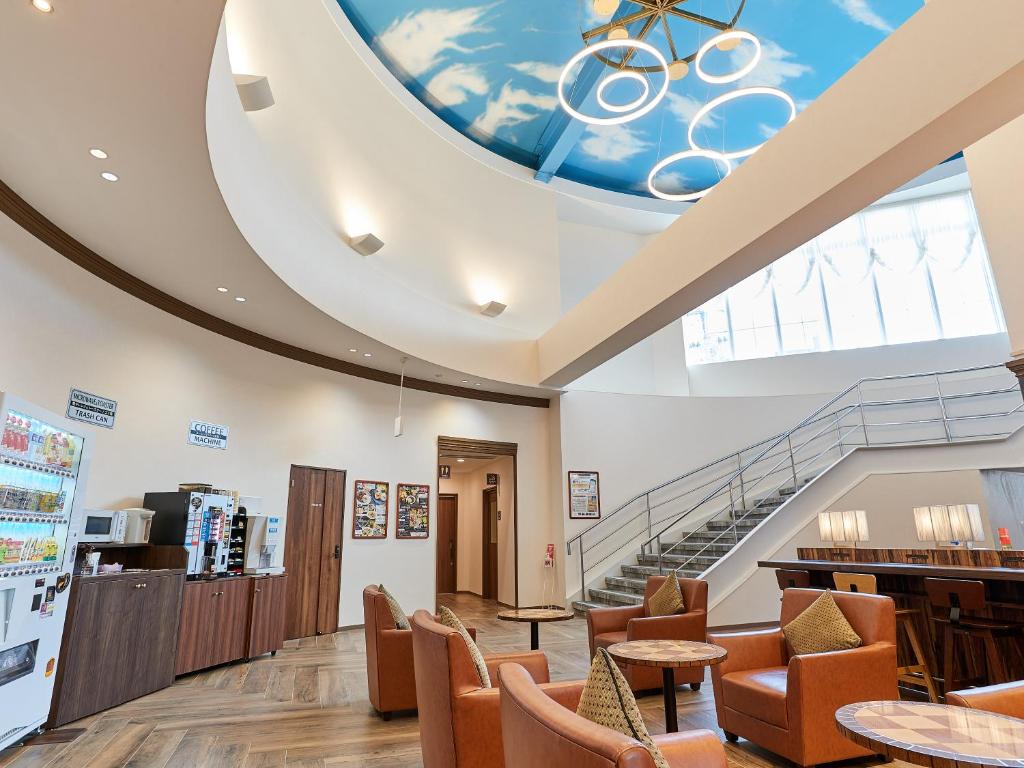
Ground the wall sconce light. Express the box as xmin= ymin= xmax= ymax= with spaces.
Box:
xmin=348 ymin=233 xmax=385 ymax=256
xmin=479 ymin=300 xmax=507 ymax=318
xmin=233 ymin=74 xmax=275 ymax=112
xmin=818 ymin=510 xmax=869 ymax=548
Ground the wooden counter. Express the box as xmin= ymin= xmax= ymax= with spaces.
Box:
xmin=760 ymin=558 xmax=1024 ymax=582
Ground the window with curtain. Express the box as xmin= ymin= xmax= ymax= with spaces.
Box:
xmin=683 ymin=191 xmax=1005 ymax=365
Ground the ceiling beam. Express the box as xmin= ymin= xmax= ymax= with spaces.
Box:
xmin=536 ymin=0 xmax=1024 ymax=386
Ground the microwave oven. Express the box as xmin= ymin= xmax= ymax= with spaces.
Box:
xmin=79 ymin=509 xmax=127 ymax=544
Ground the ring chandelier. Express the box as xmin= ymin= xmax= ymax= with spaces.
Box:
xmin=557 ymin=25 xmax=797 ymax=202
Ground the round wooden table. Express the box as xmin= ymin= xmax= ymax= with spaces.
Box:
xmin=835 ymin=701 xmax=1024 ymax=768
xmin=496 ymin=608 xmax=575 ymax=650
xmin=607 ymin=640 xmax=727 ymax=733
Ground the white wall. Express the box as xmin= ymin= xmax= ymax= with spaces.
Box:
xmin=0 ymin=214 xmax=556 ymax=627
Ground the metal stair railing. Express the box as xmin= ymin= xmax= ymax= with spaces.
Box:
xmin=568 ymin=364 xmax=1024 ymax=594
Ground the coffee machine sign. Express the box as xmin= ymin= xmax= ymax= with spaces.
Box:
xmin=187 ymin=420 xmax=229 ymax=450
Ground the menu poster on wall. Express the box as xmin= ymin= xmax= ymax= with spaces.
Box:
xmin=353 ymin=480 xmax=389 ymax=539
xmin=568 ymin=470 xmax=601 ymax=520
xmin=66 ymin=388 xmax=117 ymax=429
xmin=396 ymin=483 xmax=430 ymax=539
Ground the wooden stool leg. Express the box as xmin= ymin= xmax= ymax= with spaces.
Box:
xmin=963 ymin=632 xmax=980 ymax=683
xmin=899 ymin=616 xmax=940 ymax=704
xmin=942 ymin=624 xmax=956 ymax=697
xmin=982 ymin=632 xmax=1008 ymax=685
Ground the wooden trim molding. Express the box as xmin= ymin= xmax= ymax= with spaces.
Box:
xmin=0 ymin=179 xmax=550 ymax=409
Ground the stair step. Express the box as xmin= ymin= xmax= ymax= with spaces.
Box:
xmin=705 ymin=519 xmax=761 ymax=532
xmin=587 ymin=588 xmax=644 ymax=606
xmin=604 ymin=575 xmax=648 ymax=594
xmin=657 ymin=541 xmax=734 ymax=555
xmin=636 ymin=553 xmax=717 ymax=569
xmin=572 ymin=600 xmax=607 ymax=614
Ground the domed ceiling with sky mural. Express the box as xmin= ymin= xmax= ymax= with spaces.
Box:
xmin=338 ymin=0 xmax=922 ymax=200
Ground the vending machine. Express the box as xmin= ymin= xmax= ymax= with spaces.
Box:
xmin=144 ymin=490 xmax=236 ymax=578
xmin=0 ymin=392 xmax=90 ymax=750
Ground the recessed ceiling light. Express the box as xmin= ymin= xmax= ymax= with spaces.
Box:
xmin=31 ymin=0 xmax=53 ymax=12
xmin=456 ymin=458 xmax=466 ymax=463
xmin=100 ymin=172 xmax=118 ymax=182
xmin=474 ymin=382 xmax=482 ymax=387
xmin=348 ymin=348 xmax=358 ymax=353
xmin=461 ymin=379 xmax=468 ymax=384
xmin=216 ymin=287 xmax=228 ymax=293
xmin=435 ymin=373 xmax=442 ymax=378
xmin=363 ymin=352 xmax=372 ymax=358
xmin=89 ymin=148 xmax=108 ymax=159
xmin=235 ymin=296 xmax=246 ymax=302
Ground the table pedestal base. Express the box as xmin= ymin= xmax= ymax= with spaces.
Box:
xmin=662 ymin=668 xmax=678 ymax=733
xmin=530 ymin=622 xmax=539 ymax=651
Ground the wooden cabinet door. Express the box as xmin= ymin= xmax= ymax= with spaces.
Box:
xmin=209 ymin=577 xmax=251 ymax=667
xmin=248 ymin=575 xmax=288 ymax=658
xmin=317 ymin=473 xmax=344 ymax=635
xmin=175 ymin=581 xmax=218 ymax=675
xmin=129 ymin=573 xmax=183 ymax=694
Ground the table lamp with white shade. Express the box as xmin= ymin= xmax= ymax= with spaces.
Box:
xmin=818 ymin=510 xmax=869 ymax=548
xmin=913 ymin=504 xmax=984 ymax=549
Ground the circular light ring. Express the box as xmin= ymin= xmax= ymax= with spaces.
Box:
xmin=595 ymin=71 xmax=650 ymax=114
xmin=695 ymin=30 xmax=761 ymax=84
xmin=688 ymin=86 xmax=796 ymax=160
xmin=647 ymin=149 xmax=733 ymax=202
xmin=558 ymin=39 xmax=670 ymax=126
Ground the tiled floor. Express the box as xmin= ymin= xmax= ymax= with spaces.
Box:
xmin=0 ymin=594 xmax=900 ymax=767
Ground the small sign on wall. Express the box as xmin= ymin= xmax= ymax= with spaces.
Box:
xmin=188 ymin=420 xmax=229 ymax=450
xmin=66 ymin=388 xmax=117 ymax=429
xmin=486 ymin=473 xmax=499 ymax=486
xmin=438 ymin=464 xmax=451 ymax=479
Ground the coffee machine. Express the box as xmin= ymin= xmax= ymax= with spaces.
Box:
xmin=144 ymin=490 xmax=236 ymax=578
xmin=241 ymin=496 xmax=284 ymax=575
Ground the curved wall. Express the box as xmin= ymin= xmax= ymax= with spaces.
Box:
xmin=0 ymin=213 xmax=557 ymax=625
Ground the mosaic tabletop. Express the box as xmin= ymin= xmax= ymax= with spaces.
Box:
xmin=607 ymin=640 xmax=728 ymax=669
xmin=835 ymin=701 xmax=1024 ymax=768
xmin=496 ymin=608 xmax=575 ymax=623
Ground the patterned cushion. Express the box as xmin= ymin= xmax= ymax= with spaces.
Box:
xmin=377 ymin=584 xmax=410 ymax=630
xmin=647 ymin=576 xmax=685 ymax=617
xmin=576 ymin=649 xmax=670 ymax=768
xmin=438 ymin=606 xmax=491 ymax=688
xmin=783 ymin=590 xmax=862 ymax=655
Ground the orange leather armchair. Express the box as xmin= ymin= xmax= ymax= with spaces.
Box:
xmin=947 ymin=681 xmax=1024 ymax=718
xmin=411 ymin=610 xmax=586 ymax=768
xmin=498 ymin=662 xmax=728 ymax=768
xmin=362 ymin=586 xmax=478 ymax=719
xmin=708 ymin=589 xmax=897 ymax=768
xmin=587 ymin=576 xmax=709 ymax=691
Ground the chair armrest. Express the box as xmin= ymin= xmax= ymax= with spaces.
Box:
xmin=947 ymin=681 xmax=1024 ymax=719
xmin=627 ymin=610 xmax=707 ymax=642
xmin=788 ymin=643 xmax=898 ymax=728
xmin=653 ymin=729 xmax=728 ymax=768
xmin=537 ymin=680 xmax=587 ymax=711
xmin=588 ymin=604 xmax=645 ymax=637
xmin=485 ymin=650 xmax=550 ymax=685
xmin=706 ymin=628 xmax=786 ymax=675
xmin=378 ymin=627 xmax=413 ymax=655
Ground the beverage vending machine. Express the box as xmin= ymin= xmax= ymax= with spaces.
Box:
xmin=144 ymin=490 xmax=236 ymax=578
xmin=0 ymin=392 xmax=90 ymax=750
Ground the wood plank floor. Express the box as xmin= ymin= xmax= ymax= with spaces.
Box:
xmin=0 ymin=594 xmax=904 ymax=768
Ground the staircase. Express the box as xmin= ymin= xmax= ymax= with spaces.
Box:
xmin=567 ymin=365 xmax=1024 ymax=614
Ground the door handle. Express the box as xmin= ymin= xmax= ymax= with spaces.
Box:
xmin=449 ymin=541 xmax=455 ymax=567
xmin=333 ymin=545 xmax=341 ymax=559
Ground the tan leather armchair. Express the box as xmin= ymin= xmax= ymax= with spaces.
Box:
xmin=947 ymin=681 xmax=1024 ymax=718
xmin=708 ymin=589 xmax=897 ymax=768
xmin=362 ymin=586 xmax=478 ymax=719
xmin=498 ymin=662 xmax=728 ymax=768
xmin=587 ymin=576 xmax=709 ymax=691
xmin=411 ymin=610 xmax=586 ymax=768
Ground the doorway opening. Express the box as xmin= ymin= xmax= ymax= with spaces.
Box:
xmin=436 ymin=436 xmax=518 ymax=607
xmin=283 ymin=465 xmax=346 ymax=639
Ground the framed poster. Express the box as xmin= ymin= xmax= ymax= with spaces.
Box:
xmin=353 ymin=480 xmax=389 ymax=539
xmin=396 ymin=483 xmax=430 ymax=539
xmin=568 ymin=470 xmax=601 ymax=520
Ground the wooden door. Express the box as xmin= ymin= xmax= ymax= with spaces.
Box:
xmin=284 ymin=466 xmax=346 ymax=639
xmin=482 ymin=488 xmax=498 ymax=600
xmin=249 ymin=574 xmax=288 ymax=658
xmin=436 ymin=494 xmax=458 ymax=594
xmin=317 ymin=471 xmax=344 ymax=635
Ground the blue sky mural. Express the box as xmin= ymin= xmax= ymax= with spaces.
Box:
xmin=337 ymin=0 xmax=922 ymax=198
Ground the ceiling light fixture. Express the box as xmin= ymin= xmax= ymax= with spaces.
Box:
xmin=479 ymin=300 xmax=507 ymax=318
xmin=235 ymin=296 xmax=246 ymax=302
xmin=647 ymin=149 xmax=732 ymax=202
xmin=596 ymin=71 xmax=649 ymax=114
xmin=31 ymin=0 xmax=53 ymax=12
xmin=558 ymin=39 xmax=669 ymax=126
xmin=348 ymin=348 xmax=358 ymax=353
xmin=456 ymin=458 xmax=466 ymax=463
xmin=216 ymin=287 xmax=228 ymax=293
xmin=592 ymin=0 xmax=618 ymax=16
xmin=667 ymin=60 xmax=689 ymax=81
xmin=233 ymin=74 xmax=275 ymax=112
xmin=89 ymin=148 xmax=108 ymax=159
xmin=461 ymin=379 xmax=468 ymax=384
xmin=607 ymin=26 xmax=628 ymax=41
xmin=100 ymin=172 xmax=118 ymax=182
xmin=348 ymin=232 xmax=385 ymax=256
xmin=694 ymin=30 xmax=761 ymax=84
xmin=687 ymin=86 xmax=796 ymax=160
xmin=363 ymin=352 xmax=372 ymax=358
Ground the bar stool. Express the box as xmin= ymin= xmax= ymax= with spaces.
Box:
xmin=834 ymin=572 xmax=939 ymax=702
xmin=924 ymin=578 xmax=1024 ymax=697
xmin=776 ymin=569 xmax=810 ymax=590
